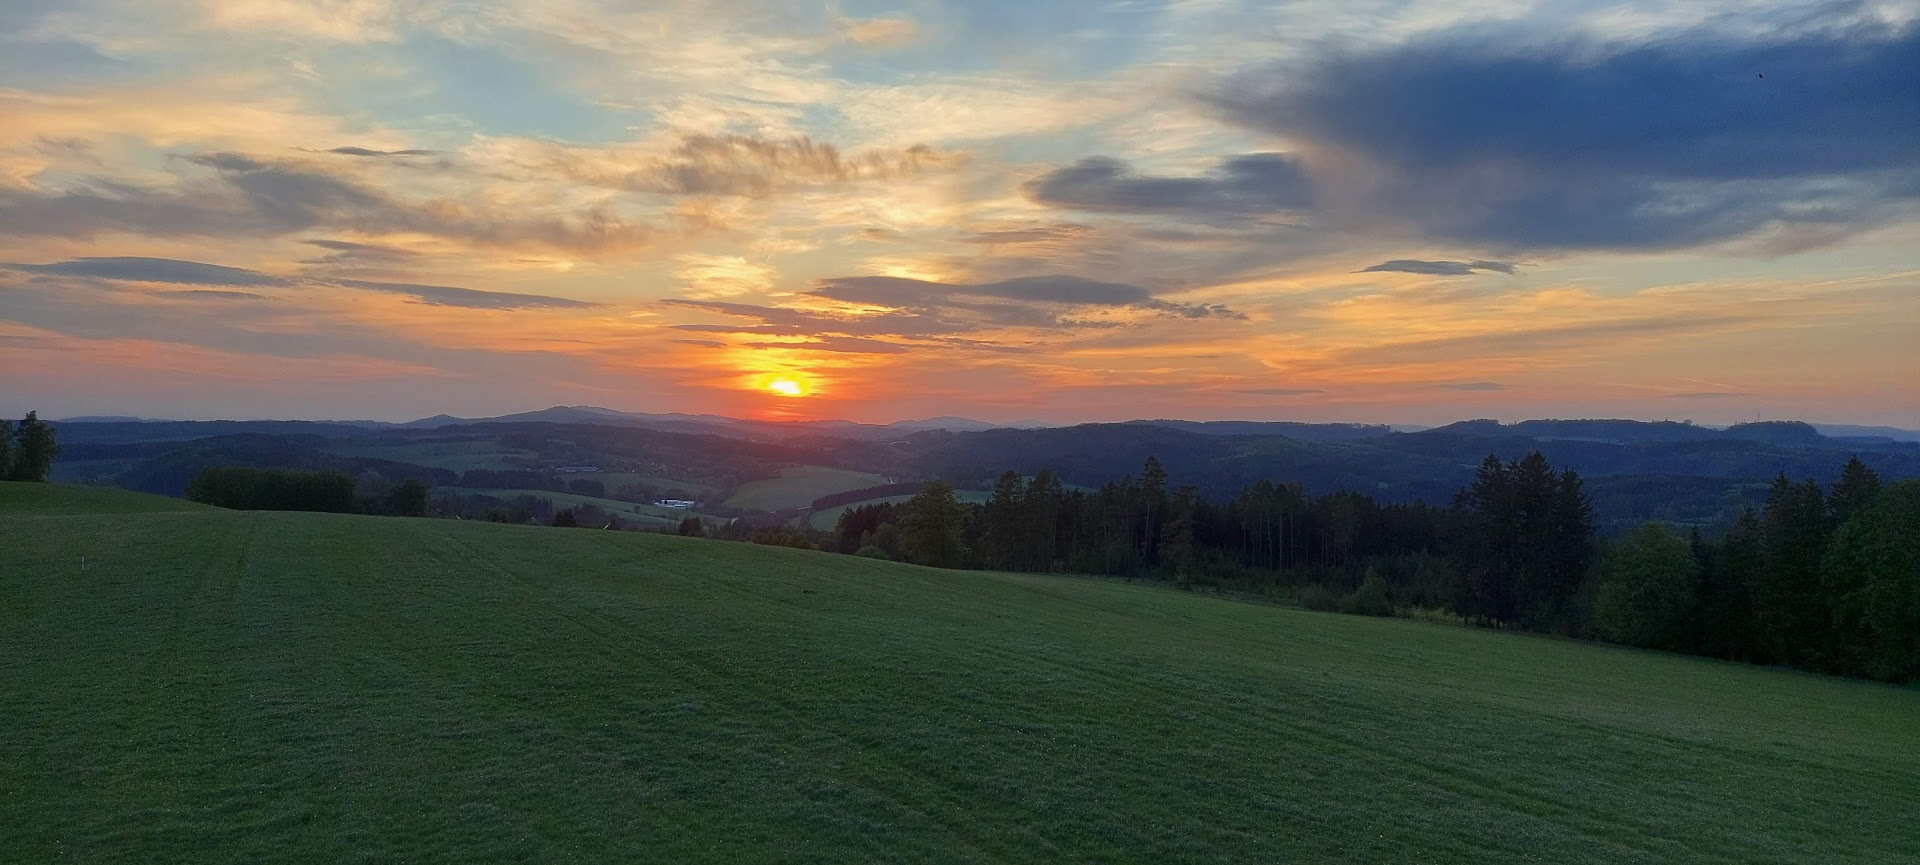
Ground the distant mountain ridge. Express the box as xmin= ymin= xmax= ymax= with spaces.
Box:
xmin=57 ymin=409 xmax=1920 ymax=445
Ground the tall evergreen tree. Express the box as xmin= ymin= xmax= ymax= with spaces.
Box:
xmin=1023 ymin=469 xmax=1064 ymax=571
xmin=1829 ymin=456 xmax=1882 ymax=527
xmin=1548 ymin=468 xmax=1595 ymax=633
xmin=980 ymin=470 xmax=1027 ymax=570
xmin=1710 ymin=510 xmax=1765 ymax=661
xmin=1453 ymin=454 xmax=1517 ymax=624
xmin=1511 ymin=452 xmax=1559 ymax=629
xmin=1138 ymin=456 xmax=1168 ymax=566
xmin=0 ymin=417 xmax=13 ymax=480
xmin=1163 ymin=485 xmax=1199 ymax=581
xmin=1758 ymin=475 xmax=1831 ymax=667
xmin=10 ymin=411 xmax=59 ymax=482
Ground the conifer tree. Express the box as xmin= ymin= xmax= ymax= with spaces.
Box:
xmin=980 ymin=470 xmax=1026 ymax=570
xmin=1759 ymin=475 xmax=1831 ymax=666
xmin=1139 ymin=456 xmax=1168 ymax=566
xmin=1710 ymin=510 xmax=1765 ymax=661
xmin=0 ymin=417 xmax=13 ymax=480
xmin=1829 ymin=456 xmax=1882 ymax=527
xmin=1163 ymin=485 xmax=1199 ymax=581
xmin=1023 ymin=469 xmax=1064 ymax=571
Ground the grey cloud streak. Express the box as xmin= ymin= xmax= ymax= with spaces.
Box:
xmin=0 ymin=256 xmax=597 ymax=310
xmin=0 ymin=151 xmax=656 ymax=255
xmin=1024 ymin=153 xmax=1311 ymax=217
xmin=1361 ymin=259 xmax=1515 ymax=276
xmin=1199 ymin=16 xmax=1920 ymax=251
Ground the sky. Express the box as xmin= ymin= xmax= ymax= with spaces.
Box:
xmin=1 ymin=0 xmax=1916 ymax=426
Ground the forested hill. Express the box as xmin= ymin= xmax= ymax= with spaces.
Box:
xmin=897 ymin=421 xmax=1920 ymax=512
xmin=47 ymin=415 xmax=1920 ymax=534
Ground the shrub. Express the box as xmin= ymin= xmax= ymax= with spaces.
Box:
xmin=1339 ymin=570 xmax=1395 ymax=617
xmin=1298 ymin=584 xmax=1339 ymax=612
xmin=855 ymin=545 xmax=892 ymax=560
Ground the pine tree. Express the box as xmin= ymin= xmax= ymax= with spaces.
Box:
xmin=1512 ymin=452 xmax=1559 ymax=629
xmin=1710 ymin=510 xmax=1765 ymax=662
xmin=1139 ymin=456 xmax=1168 ymax=566
xmin=1453 ymin=454 xmax=1517 ymax=625
xmin=1023 ymin=469 xmax=1064 ymax=571
xmin=1549 ymin=468 xmax=1595 ymax=633
xmin=1829 ymin=456 xmax=1882 ymax=527
xmin=10 ymin=411 xmax=60 ymax=482
xmin=1163 ymin=485 xmax=1199 ymax=582
xmin=0 ymin=418 xmax=13 ymax=480
xmin=980 ymin=470 xmax=1026 ymax=570
xmin=1759 ymin=475 xmax=1831 ymax=667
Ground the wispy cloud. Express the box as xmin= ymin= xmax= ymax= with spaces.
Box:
xmin=2 ymin=256 xmax=597 ymax=310
xmin=1026 ymin=154 xmax=1311 ymax=219
xmin=1360 ymin=259 xmax=1515 ymax=276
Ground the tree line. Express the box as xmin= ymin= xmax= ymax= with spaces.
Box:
xmin=186 ymin=466 xmax=430 ymax=516
xmin=1595 ymin=459 xmax=1917 ymax=682
xmin=0 ymin=411 xmax=61 ymax=482
xmin=809 ymin=453 xmax=1916 ymax=683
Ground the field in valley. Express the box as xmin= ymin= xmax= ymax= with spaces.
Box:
xmin=721 ymin=465 xmax=890 ymax=511
xmin=2 ymin=481 xmax=1914 ymax=864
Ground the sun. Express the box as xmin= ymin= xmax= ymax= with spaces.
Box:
xmin=766 ymin=378 xmax=805 ymax=397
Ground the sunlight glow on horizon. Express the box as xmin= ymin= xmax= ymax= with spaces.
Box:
xmin=0 ymin=2 xmax=1914 ymax=426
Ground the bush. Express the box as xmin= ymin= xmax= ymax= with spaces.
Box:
xmin=1339 ymin=570 xmax=1394 ymax=617
xmin=855 ymin=545 xmax=892 ymax=560
xmin=752 ymin=527 xmax=816 ymax=550
xmin=1298 ymin=584 xmax=1339 ymax=612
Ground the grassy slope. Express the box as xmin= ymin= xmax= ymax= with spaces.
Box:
xmin=807 ymin=489 xmax=993 ymax=530
xmin=724 ymin=465 xmax=889 ymax=511
xmin=0 ymin=480 xmax=216 ymax=514
xmin=2 ymin=485 xmax=1916 ymax=864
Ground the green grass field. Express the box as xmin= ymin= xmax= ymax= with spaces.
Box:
xmin=723 ymin=465 xmax=889 ymax=511
xmin=3 ymin=482 xmax=1916 ymax=863
xmin=807 ymin=489 xmax=993 ymax=530
xmin=439 ymin=487 xmax=716 ymax=526
xmin=590 ymin=472 xmax=717 ymax=498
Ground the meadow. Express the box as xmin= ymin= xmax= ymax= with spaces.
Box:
xmin=807 ymin=489 xmax=993 ymax=530
xmin=439 ymin=486 xmax=718 ymax=526
xmin=2 ymin=481 xmax=1915 ymax=863
xmin=722 ymin=465 xmax=890 ymax=511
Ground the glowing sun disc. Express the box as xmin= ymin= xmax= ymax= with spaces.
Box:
xmin=767 ymin=378 xmax=804 ymax=397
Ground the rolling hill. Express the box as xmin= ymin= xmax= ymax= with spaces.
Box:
xmin=2 ymin=482 xmax=1915 ymax=863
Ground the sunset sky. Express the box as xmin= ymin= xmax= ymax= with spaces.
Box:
xmin=2 ymin=0 xmax=1916 ymax=426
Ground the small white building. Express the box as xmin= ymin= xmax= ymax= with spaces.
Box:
xmin=654 ymin=499 xmax=697 ymax=509
xmin=556 ymin=465 xmax=600 ymax=473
